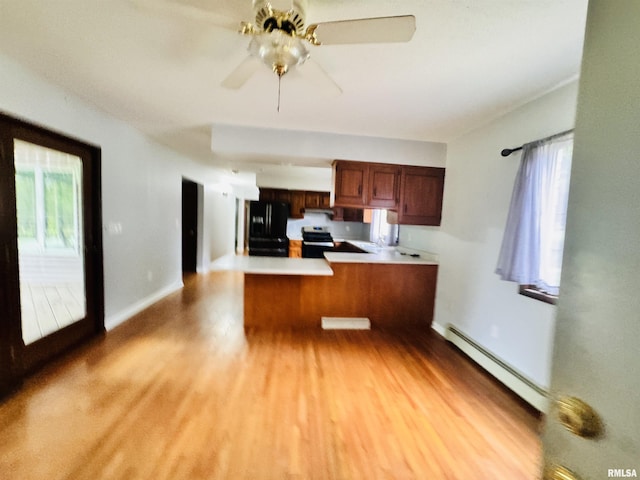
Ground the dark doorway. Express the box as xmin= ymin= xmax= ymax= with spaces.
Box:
xmin=182 ymin=179 xmax=199 ymax=274
xmin=0 ymin=113 xmax=104 ymax=396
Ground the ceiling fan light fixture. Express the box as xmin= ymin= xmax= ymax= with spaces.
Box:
xmin=248 ymin=30 xmax=310 ymax=76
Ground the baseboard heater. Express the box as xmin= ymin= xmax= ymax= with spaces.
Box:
xmin=445 ymin=325 xmax=549 ymax=412
xmin=321 ymin=317 xmax=371 ymax=330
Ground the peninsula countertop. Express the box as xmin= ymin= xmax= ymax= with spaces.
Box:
xmin=325 ymin=242 xmax=438 ymax=265
xmin=210 ymin=255 xmax=334 ymax=276
xmin=211 ymin=244 xmax=437 ymax=275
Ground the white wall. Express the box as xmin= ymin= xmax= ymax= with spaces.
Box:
xmin=0 ymin=53 xmax=238 ymax=330
xmin=400 ymin=81 xmax=579 ymax=389
xmin=204 ymin=188 xmax=238 ymax=265
xmin=212 ymin=124 xmax=447 ymax=167
xmin=286 ymin=212 xmax=370 ymax=241
xmin=257 ymin=166 xmax=332 ymax=192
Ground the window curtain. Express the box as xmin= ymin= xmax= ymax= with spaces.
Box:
xmin=495 ymin=133 xmax=573 ymax=295
xmin=369 ymin=209 xmax=399 ymax=245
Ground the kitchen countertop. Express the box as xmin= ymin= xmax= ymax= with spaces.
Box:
xmin=211 ymin=243 xmax=437 ymax=275
xmin=324 ymin=242 xmax=438 ymax=265
xmin=210 ymin=255 xmax=334 ymax=276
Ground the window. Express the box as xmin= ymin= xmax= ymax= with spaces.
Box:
xmin=14 ymin=140 xmax=82 ymax=254
xmin=15 ymin=170 xmax=37 ymax=240
xmin=495 ymin=132 xmax=573 ymax=304
xmin=368 ymin=209 xmax=399 ymax=246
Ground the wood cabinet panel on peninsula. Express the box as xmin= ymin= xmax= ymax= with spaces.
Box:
xmin=244 ymin=262 xmax=437 ymax=329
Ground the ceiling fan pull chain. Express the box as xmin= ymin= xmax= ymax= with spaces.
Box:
xmin=277 ymin=74 xmax=281 ymax=112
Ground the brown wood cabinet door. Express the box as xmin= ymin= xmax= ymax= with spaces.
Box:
xmin=259 ymin=188 xmax=291 ymax=204
xmin=333 ymin=161 xmax=368 ymax=208
xmin=368 ymin=164 xmax=400 ymax=208
xmin=273 ymin=189 xmax=291 ymax=204
xmin=304 ymin=191 xmax=321 ymax=209
xmin=320 ymin=192 xmax=330 ymax=208
xmin=289 ymin=191 xmax=306 ymax=218
xmin=259 ymin=188 xmax=275 ymax=202
xmin=343 ymin=208 xmax=364 ymax=222
xmin=397 ymin=166 xmax=445 ymax=225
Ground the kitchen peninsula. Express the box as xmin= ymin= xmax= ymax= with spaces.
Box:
xmin=212 ymin=243 xmax=438 ymax=329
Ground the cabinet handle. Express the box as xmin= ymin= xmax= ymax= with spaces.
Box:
xmin=373 ymin=187 xmax=377 ymax=197
xmin=404 ymin=204 xmax=407 ymax=213
xmin=358 ymin=185 xmax=362 ymax=195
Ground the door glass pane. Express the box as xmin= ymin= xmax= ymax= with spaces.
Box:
xmin=14 ymin=140 xmax=86 ymax=345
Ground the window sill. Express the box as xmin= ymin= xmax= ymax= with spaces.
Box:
xmin=519 ymin=285 xmax=557 ymax=305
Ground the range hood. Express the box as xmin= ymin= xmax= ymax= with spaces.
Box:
xmin=304 ymin=208 xmax=335 ymax=215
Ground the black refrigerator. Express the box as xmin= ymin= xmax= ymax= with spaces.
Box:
xmin=248 ymin=201 xmax=289 ymax=257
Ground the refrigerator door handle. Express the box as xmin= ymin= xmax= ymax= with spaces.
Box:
xmin=266 ymin=204 xmax=271 ymax=234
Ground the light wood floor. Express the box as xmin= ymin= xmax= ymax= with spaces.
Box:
xmin=0 ymin=272 xmax=542 ymax=479
xmin=20 ymin=282 xmax=85 ymax=345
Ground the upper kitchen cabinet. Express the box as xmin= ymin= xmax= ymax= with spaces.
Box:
xmin=332 ymin=160 xmax=401 ymax=209
xmin=368 ymin=164 xmax=401 ymax=208
xmin=259 ymin=188 xmax=291 ymax=204
xmin=290 ymin=190 xmax=306 ymax=219
xmin=320 ymin=192 xmax=331 ymax=209
xmin=332 ymin=160 xmax=444 ymax=225
xmin=304 ymin=191 xmax=322 ymax=209
xmin=332 ymin=207 xmax=364 ymax=222
xmin=388 ymin=166 xmax=445 ymax=226
xmin=259 ymin=188 xmax=332 ymax=219
xmin=332 ymin=161 xmax=368 ymax=208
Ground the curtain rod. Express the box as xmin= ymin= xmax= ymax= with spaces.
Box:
xmin=500 ymin=128 xmax=574 ymax=157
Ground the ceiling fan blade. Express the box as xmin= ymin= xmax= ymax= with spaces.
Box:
xmin=221 ymin=56 xmax=262 ymax=89
xmin=310 ymin=15 xmax=416 ymax=45
xmin=295 ymin=59 xmax=342 ymax=96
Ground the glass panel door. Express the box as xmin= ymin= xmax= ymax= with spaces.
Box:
xmin=1 ymin=112 xmax=102 ymax=393
xmin=14 ymin=140 xmax=86 ymax=345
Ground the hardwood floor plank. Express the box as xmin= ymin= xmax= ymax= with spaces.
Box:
xmin=0 ymin=271 xmax=541 ymax=479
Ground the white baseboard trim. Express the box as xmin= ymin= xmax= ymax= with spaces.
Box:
xmin=445 ymin=325 xmax=549 ymax=413
xmin=321 ymin=317 xmax=371 ymax=330
xmin=430 ymin=321 xmax=448 ymax=338
xmin=105 ymin=280 xmax=183 ymax=331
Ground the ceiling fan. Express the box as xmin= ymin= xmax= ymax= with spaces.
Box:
xmin=135 ymin=0 xmax=415 ymax=95
xmin=220 ymin=0 xmax=416 ymax=92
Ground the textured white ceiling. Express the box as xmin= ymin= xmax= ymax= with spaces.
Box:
xmin=0 ymin=0 xmax=588 ymax=173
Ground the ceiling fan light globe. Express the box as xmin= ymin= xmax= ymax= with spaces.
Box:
xmin=248 ymin=30 xmax=310 ymax=76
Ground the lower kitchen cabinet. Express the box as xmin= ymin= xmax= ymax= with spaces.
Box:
xmin=289 ymin=240 xmax=302 ymax=258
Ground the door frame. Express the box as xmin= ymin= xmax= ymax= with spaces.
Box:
xmin=0 ymin=112 xmax=104 ymax=394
